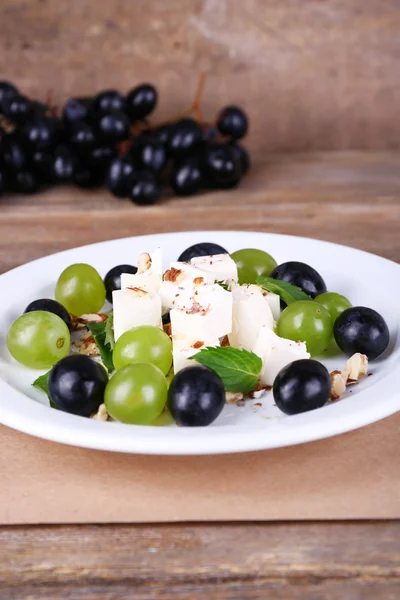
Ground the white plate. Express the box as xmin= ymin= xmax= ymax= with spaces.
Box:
xmin=0 ymin=231 xmax=399 ymax=455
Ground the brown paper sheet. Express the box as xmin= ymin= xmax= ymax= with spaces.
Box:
xmin=1 ymin=413 xmax=399 ymax=525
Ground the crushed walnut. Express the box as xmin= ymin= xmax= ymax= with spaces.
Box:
xmin=71 ymin=313 xmax=108 ymax=331
xmin=193 ymin=277 xmax=204 ymax=285
xmin=330 ymin=353 xmax=369 ymax=401
xmin=163 ymin=322 xmax=172 ymax=338
xmin=164 ymin=267 xmax=183 ymax=283
xmin=186 ymin=302 xmax=208 ymax=315
xmin=91 ymin=404 xmax=109 ymax=421
xmin=71 ymin=331 xmax=99 ymax=357
xmin=192 ymin=340 xmax=205 ymax=349
xmin=226 ymin=391 xmax=244 ymax=404
xmin=127 ymin=286 xmax=148 ymax=297
xmin=220 ymin=335 xmax=230 ymax=347
xmin=137 ymin=252 xmax=152 ymax=274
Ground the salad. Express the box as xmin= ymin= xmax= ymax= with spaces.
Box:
xmin=6 ymin=241 xmax=390 ymax=427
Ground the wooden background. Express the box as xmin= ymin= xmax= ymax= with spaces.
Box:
xmin=1 ymin=2 xmax=400 ymax=598
xmin=0 ymin=0 xmax=400 ymax=154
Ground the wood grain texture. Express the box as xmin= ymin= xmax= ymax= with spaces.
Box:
xmin=0 ymin=0 xmax=399 ymax=153
xmin=0 ymin=152 xmax=399 ymax=275
xmin=1 ymin=523 xmax=400 ymax=599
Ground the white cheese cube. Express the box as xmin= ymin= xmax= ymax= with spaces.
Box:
xmin=263 ymin=291 xmax=281 ymax=322
xmin=190 ymin=253 xmax=238 ymax=284
xmin=253 ymin=327 xmax=310 ymax=387
xmin=172 ymin=337 xmax=220 ymax=374
xmin=170 ymin=284 xmax=232 ymax=339
xmin=121 ymin=247 xmax=163 ymax=293
xmin=112 ymin=287 xmax=162 ymax=341
xmin=159 ymin=262 xmax=214 ymax=310
xmin=228 ymin=284 xmax=274 ymax=351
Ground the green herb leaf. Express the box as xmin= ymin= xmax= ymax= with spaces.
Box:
xmin=190 ymin=346 xmax=262 ymax=393
xmin=216 ymin=281 xmax=229 ymax=291
xmin=88 ymin=314 xmax=114 ymax=372
xmin=256 ymin=276 xmax=312 ymax=305
xmin=32 ymin=370 xmax=57 ymax=408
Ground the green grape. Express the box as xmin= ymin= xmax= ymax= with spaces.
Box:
xmin=231 ymin=248 xmax=277 ymax=285
xmin=113 ymin=325 xmax=172 ymax=374
xmin=315 ymin=292 xmax=352 ymax=323
xmin=277 ymin=301 xmax=333 ymax=356
xmin=7 ymin=311 xmax=70 ymax=369
xmin=105 ymin=363 xmax=168 ymax=425
xmin=55 ymin=263 xmax=106 ymax=316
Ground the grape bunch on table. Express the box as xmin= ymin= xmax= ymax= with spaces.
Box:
xmin=0 ymin=79 xmax=250 ymax=204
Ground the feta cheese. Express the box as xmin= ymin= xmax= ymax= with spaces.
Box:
xmin=172 ymin=337 xmax=220 ymax=373
xmin=159 ymin=261 xmax=213 ymax=310
xmin=170 ymin=283 xmax=232 ymax=339
xmin=253 ymin=327 xmax=310 ymax=387
xmin=228 ymin=284 xmax=274 ymax=351
xmin=121 ymin=247 xmax=163 ymax=293
xmin=263 ymin=291 xmax=281 ymax=322
xmin=190 ymin=253 xmax=238 ymax=284
xmin=112 ymin=286 xmax=162 ymax=341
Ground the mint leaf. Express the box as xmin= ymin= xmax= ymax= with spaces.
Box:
xmin=256 ymin=276 xmax=312 ymax=305
xmin=88 ymin=315 xmax=114 ymax=372
xmin=33 ymin=370 xmax=57 ymax=408
xmin=216 ymin=281 xmax=229 ymax=291
xmin=190 ymin=346 xmax=262 ymax=393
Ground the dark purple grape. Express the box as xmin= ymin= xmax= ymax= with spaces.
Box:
xmin=2 ymin=132 xmax=30 ymax=172
xmin=51 ymin=145 xmax=78 ymax=182
xmin=129 ymin=170 xmax=161 ymax=205
xmin=229 ymin=142 xmax=250 ymax=175
xmin=168 ymin=118 xmax=202 ymax=158
xmin=104 ymin=264 xmax=138 ymax=303
xmin=63 ymin=97 xmax=92 ymax=127
xmin=171 ymin=157 xmax=203 ymax=196
xmin=152 ymin=125 xmax=170 ymax=147
xmin=68 ymin=120 xmax=97 ymax=155
xmin=273 ymin=359 xmax=331 ymax=415
xmin=203 ymin=142 xmax=241 ymax=189
xmin=217 ymin=106 xmax=248 ymax=139
xmin=73 ymin=163 xmax=103 ymax=189
xmin=24 ymin=298 xmax=72 ymax=332
xmin=88 ymin=146 xmax=117 ymax=170
xmin=106 ymin=156 xmax=136 ymax=198
xmin=48 ymin=355 xmax=108 ymax=417
xmin=334 ymin=307 xmax=390 ymax=360
xmin=0 ymin=81 xmax=18 ymax=108
xmin=32 ymin=150 xmax=53 ymax=183
xmin=93 ymin=89 xmax=125 ymax=113
xmin=96 ymin=110 xmax=130 ymax=144
xmin=130 ymin=136 xmax=167 ymax=173
xmin=2 ymin=94 xmax=34 ymax=125
xmin=270 ymin=262 xmax=327 ymax=299
xmin=0 ymin=167 xmax=6 ymax=195
xmin=178 ymin=242 xmax=228 ymax=262
xmin=168 ymin=365 xmax=225 ymax=426
xmin=24 ymin=116 xmax=61 ymax=151
xmin=14 ymin=170 xmax=40 ymax=194
xmin=125 ymin=84 xmax=157 ymax=120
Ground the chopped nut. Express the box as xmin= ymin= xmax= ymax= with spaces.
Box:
xmin=220 ymin=335 xmax=230 ymax=347
xmin=226 ymin=391 xmax=244 ymax=404
xmin=193 ymin=277 xmax=204 ymax=285
xmin=330 ymin=370 xmax=347 ymax=401
xmin=71 ymin=331 xmax=99 ymax=357
xmin=138 ymin=252 xmax=152 ymax=274
xmin=91 ymin=404 xmax=109 ymax=421
xmin=192 ymin=340 xmax=204 ymax=349
xmin=71 ymin=313 xmax=108 ymax=331
xmin=163 ymin=323 xmax=172 ymax=338
xmin=185 ymin=302 xmax=209 ymax=315
xmin=236 ymin=399 xmax=245 ymax=407
xmin=342 ymin=353 xmax=368 ymax=383
xmin=127 ymin=286 xmax=148 ymax=297
xmin=164 ymin=267 xmax=183 ymax=283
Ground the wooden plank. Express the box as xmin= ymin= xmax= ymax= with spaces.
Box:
xmin=0 ymin=152 xmax=399 ymax=274
xmin=0 ymin=1 xmax=399 ymax=153
xmin=0 ymin=523 xmax=399 ymax=599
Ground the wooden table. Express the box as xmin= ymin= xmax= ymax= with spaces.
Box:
xmin=1 ymin=152 xmax=399 ymax=599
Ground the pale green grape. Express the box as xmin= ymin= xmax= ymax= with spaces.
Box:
xmin=315 ymin=292 xmax=352 ymax=323
xmin=113 ymin=325 xmax=172 ymax=374
xmin=277 ymin=301 xmax=333 ymax=356
xmin=231 ymin=248 xmax=277 ymax=285
xmin=105 ymin=363 xmax=168 ymax=425
xmin=7 ymin=311 xmax=70 ymax=369
xmin=55 ymin=263 xmax=106 ymax=316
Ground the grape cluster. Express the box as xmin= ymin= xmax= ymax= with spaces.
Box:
xmin=0 ymin=79 xmax=250 ymax=204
